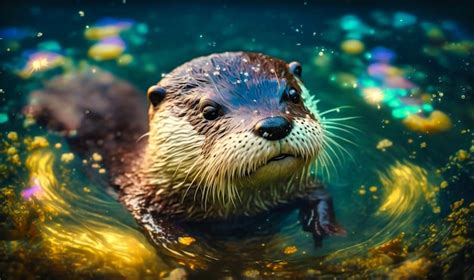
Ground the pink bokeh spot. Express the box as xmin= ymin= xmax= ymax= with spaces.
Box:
xmin=384 ymin=76 xmax=416 ymax=89
xmin=21 ymin=178 xmax=44 ymax=199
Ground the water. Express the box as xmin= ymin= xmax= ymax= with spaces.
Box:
xmin=1 ymin=2 xmax=473 ymax=279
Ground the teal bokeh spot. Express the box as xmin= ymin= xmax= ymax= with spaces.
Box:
xmin=392 ymin=108 xmax=406 ymax=119
xmin=0 ymin=113 xmax=8 ymax=123
xmin=359 ymin=78 xmax=378 ymax=87
xmin=340 ymin=15 xmax=361 ymax=30
xmin=393 ymin=12 xmax=417 ymax=28
xmin=422 ymin=103 xmax=434 ymax=112
xmin=37 ymin=40 xmax=62 ymax=52
xmin=398 ymin=89 xmax=409 ymax=97
xmin=388 ymin=99 xmax=402 ymax=108
xmin=383 ymin=89 xmax=396 ymax=101
xmin=392 ymin=105 xmax=421 ymax=119
xmin=346 ymin=32 xmax=362 ymax=39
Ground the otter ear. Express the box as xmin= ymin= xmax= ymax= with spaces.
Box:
xmin=147 ymin=85 xmax=166 ymax=107
xmin=288 ymin=61 xmax=302 ymax=78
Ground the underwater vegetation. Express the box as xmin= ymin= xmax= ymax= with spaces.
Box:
xmin=1 ymin=2 xmax=473 ymax=279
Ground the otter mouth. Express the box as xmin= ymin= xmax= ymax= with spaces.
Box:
xmin=241 ymin=153 xmax=304 ymax=183
xmin=268 ymin=153 xmax=293 ymax=162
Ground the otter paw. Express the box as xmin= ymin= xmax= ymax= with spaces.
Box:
xmin=299 ymin=190 xmax=346 ymax=247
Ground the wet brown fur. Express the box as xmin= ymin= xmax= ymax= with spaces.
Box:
xmin=26 ymin=52 xmax=324 ymax=222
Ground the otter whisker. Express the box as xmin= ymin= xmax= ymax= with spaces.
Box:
xmin=136 ymin=132 xmax=150 ymax=142
xmin=315 ymin=149 xmax=329 ymax=180
xmin=323 ymin=148 xmax=338 ymax=181
xmin=322 ymin=116 xmax=361 ymax=122
xmin=180 ymin=159 xmax=206 ymax=203
xmin=318 ymin=106 xmax=353 ymax=117
xmin=322 ymin=128 xmax=355 ymax=166
xmin=187 ymin=161 xmax=212 ymax=203
xmin=323 ymin=135 xmax=354 ymax=162
xmin=318 ymin=143 xmax=339 ymax=181
xmin=318 ymin=153 xmax=332 ymax=182
xmin=323 ymin=120 xmax=361 ymax=129
xmin=324 ymin=130 xmax=358 ymax=147
xmin=324 ymin=124 xmax=360 ymax=137
xmin=322 ymin=138 xmax=344 ymax=167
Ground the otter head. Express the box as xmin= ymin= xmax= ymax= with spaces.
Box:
xmin=144 ymin=52 xmax=324 ymax=213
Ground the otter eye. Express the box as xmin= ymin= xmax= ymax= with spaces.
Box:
xmin=202 ymin=105 xmax=219 ymax=120
xmin=285 ymin=87 xmax=300 ymax=104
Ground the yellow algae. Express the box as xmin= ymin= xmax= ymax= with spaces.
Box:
xmin=450 ymin=199 xmax=464 ymax=211
xmin=369 ymin=186 xmax=378 ymax=193
xmin=265 ymin=261 xmax=287 ymax=271
xmin=84 ymin=26 xmax=123 ymax=40
xmin=60 ymin=153 xmax=75 ymax=163
xmin=91 ymin=163 xmax=100 ymax=169
xmin=389 ymin=258 xmax=432 ymax=280
xmin=178 ymin=236 xmax=196 ymax=246
xmin=10 ymin=154 xmax=21 ymax=165
xmin=7 ymin=131 xmax=18 ymax=141
xmin=7 ymin=147 xmax=17 ymax=155
xmin=403 ymin=110 xmax=452 ymax=134
xmin=25 ymin=136 xmax=49 ymax=150
xmin=440 ymin=181 xmax=448 ymax=189
xmin=117 ymin=54 xmax=134 ymax=66
xmin=39 ymin=225 xmax=165 ymax=278
xmin=376 ymin=139 xmax=393 ymax=151
xmin=243 ymin=269 xmax=260 ymax=278
xmin=54 ymin=143 xmax=62 ymax=149
xmin=98 ymin=168 xmax=106 ymax=174
xmin=426 ymin=27 xmax=445 ymax=42
xmin=420 ymin=142 xmax=427 ymax=148
xmin=92 ymin=152 xmax=103 ymax=162
xmin=420 ymin=93 xmax=432 ymax=103
xmin=378 ymin=162 xmax=440 ymax=216
xmin=358 ymin=189 xmax=366 ymax=195
xmin=442 ymin=40 xmax=474 ymax=55
xmin=385 ymin=66 xmax=403 ymax=77
xmin=456 ymin=149 xmax=469 ymax=161
xmin=369 ymin=233 xmax=407 ymax=261
xmin=24 ymin=151 xmax=68 ymax=216
xmin=323 ymin=195 xmax=472 ymax=277
xmin=88 ymin=43 xmax=124 ymax=61
xmin=333 ymin=72 xmax=357 ymax=89
xmin=20 ymin=150 xmax=168 ymax=277
xmin=340 ymin=39 xmax=365 ymax=55
xmin=83 ymin=187 xmax=91 ymax=193
xmin=283 ymin=245 xmax=298 ymax=255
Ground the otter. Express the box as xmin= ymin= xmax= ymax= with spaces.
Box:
xmin=25 ymin=52 xmax=345 ymax=248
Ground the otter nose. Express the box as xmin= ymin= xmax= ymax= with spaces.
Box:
xmin=254 ymin=116 xmax=292 ymax=140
